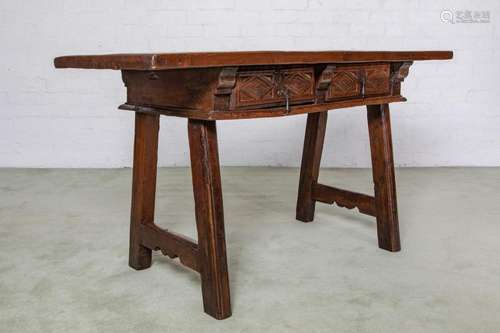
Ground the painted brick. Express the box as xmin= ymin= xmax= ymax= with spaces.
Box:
xmin=0 ymin=0 xmax=499 ymax=167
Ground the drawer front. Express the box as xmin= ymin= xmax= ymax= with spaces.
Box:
xmin=280 ymin=68 xmax=315 ymax=102
xmin=364 ymin=64 xmax=390 ymax=95
xmin=326 ymin=67 xmax=362 ymax=100
xmin=233 ymin=67 xmax=314 ymax=109
xmin=234 ymin=70 xmax=276 ymax=107
xmin=325 ymin=64 xmax=390 ymax=101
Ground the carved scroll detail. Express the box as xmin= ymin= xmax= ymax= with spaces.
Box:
xmin=140 ymin=224 xmax=200 ymax=272
xmin=390 ymin=61 xmax=413 ymax=95
xmin=312 ymin=183 xmax=376 ymax=217
xmin=214 ymin=67 xmax=238 ymax=111
xmin=121 ymin=70 xmax=128 ymax=87
xmin=315 ymin=65 xmax=336 ymax=103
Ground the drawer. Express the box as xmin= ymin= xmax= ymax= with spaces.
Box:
xmin=233 ymin=67 xmax=315 ymax=109
xmin=364 ymin=64 xmax=390 ymax=95
xmin=325 ymin=64 xmax=390 ymax=101
xmin=326 ymin=67 xmax=362 ymax=100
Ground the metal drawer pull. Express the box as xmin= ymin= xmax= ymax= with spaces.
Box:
xmin=277 ymin=87 xmax=290 ymax=113
xmin=360 ymin=74 xmax=366 ymax=97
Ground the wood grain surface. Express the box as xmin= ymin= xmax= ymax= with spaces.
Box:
xmin=54 ymin=50 xmax=453 ymax=70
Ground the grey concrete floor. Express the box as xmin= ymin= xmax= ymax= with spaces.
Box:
xmin=0 ymin=167 xmax=499 ymax=332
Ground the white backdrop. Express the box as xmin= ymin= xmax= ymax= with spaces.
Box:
xmin=1 ymin=0 xmax=499 ymax=168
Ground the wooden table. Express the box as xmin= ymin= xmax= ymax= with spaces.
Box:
xmin=54 ymin=51 xmax=453 ymax=319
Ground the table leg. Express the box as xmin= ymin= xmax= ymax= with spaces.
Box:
xmin=129 ymin=112 xmax=160 ymax=269
xmin=296 ymin=111 xmax=328 ymax=222
xmin=188 ymin=119 xmax=231 ymax=320
xmin=367 ymin=104 xmax=401 ymax=252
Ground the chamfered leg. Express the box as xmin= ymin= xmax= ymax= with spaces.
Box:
xmin=367 ymin=104 xmax=401 ymax=252
xmin=129 ymin=112 xmax=160 ymax=270
xmin=188 ymin=119 xmax=231 ymax=320
xmin=296 ymin=111 xmax=328 ymax=222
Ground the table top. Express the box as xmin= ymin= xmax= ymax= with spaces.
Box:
xmin=54 ymin=50 xmax=453 ymax=70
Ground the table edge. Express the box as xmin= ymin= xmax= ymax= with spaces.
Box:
xmin=54 ymin=50 xmax=453 ymax=70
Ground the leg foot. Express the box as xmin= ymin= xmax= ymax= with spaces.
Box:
xmin=367 ymin=104 xmax=401 ymax=252
xmin=188 ymin=119 xmax=231 ymax=320
xmin=296 ymin=112 xmax=328 ymax=222
xmin=129 ymin=112 xmax=160 ymax=269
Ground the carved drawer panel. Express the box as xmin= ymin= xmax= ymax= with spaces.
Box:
xmin=234 ymin=70 xmax=276 ymax=107
xmin=280 ymin=68 xmax=315 ymax=102
xmin=233 ymin=67 xmax=314 ymax=109
xmin=326 ymin=67 xmax=362 ymax=100
xmin=325 ymin=64 xmax=390 ymax=101
xmin=364 ymin=64 xmax=390 ymax=95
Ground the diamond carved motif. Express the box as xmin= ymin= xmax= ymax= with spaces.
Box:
xmin=233 ymin=68 xmax=314 ymax=108
xmin=236 ymin=72 xmax=277 ymax=106
xmin=283 ymin=72 xmax=314 ymax=97
xmin=365 ymin=65 xmax=390 ymax=95
xmin=327 ymin=70 xmax=361 ymax=99
xmin=239 ymin=75 xmax=274 ymax=102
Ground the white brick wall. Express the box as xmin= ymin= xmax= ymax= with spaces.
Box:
xmin=0 ymin=0 xmax=499 ymax=167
